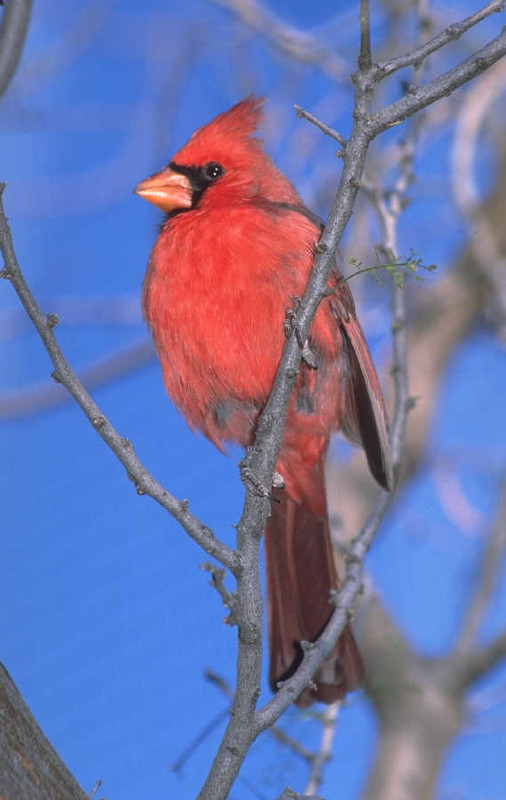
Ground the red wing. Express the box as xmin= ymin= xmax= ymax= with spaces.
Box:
xmin=331 ymin=282 xmax=393 ymax=491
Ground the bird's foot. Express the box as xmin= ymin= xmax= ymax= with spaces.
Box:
xmin=283 ymin=305 xmax=298 ymax=340
xmin=300 ymin=339 xmax=318 ymax=369
xmin=240 ymin=459 xmax=272 ymax=499
xmin=284 ymin=301 xmax=318 ymax=370
xmin=239 ymin=456 xmax=282 ymax=502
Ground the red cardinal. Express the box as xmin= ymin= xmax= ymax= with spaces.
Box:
xmin=135 ymin=97 xmax=392 ymax=707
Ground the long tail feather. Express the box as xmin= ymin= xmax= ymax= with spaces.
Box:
xmin=264 ymin=478 xmax=363 ymax=707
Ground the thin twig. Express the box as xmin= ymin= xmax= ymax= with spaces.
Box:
xmin=304 ymin=703 xmax=340 ymax=795
xmin=169 ymin=708 xmax=230 ymax=774
xmin=201 ymin=563 xmax=238 ymax=623
xmin=294 ymin=105 xmax=347 ymax=148
xmin=88 ymin=779 xmax=102 ymax=799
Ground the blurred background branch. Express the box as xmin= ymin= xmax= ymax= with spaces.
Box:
xmin=0 ymin=0 xmax=31 ymax=100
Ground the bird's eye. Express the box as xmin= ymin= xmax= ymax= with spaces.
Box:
xmin=203 ymin=162 xmax=225 ymax=181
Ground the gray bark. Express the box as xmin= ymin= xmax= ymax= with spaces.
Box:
xmin=0 ymin=663 xmax=89 ymax=800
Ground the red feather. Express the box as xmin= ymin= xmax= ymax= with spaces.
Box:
xmin=136 ymin=97 xmax=392 ymax=706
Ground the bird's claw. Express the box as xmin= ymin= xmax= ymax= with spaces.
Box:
xmin=284 ymin=298 xmax=303 ymax=345
xmin=284 ymin=301 xmax=318 ymax=370
xmin=301 ymin=340 xmax=318 ymax=370
xmin=239 ymin=459 xmax=284 ymax=503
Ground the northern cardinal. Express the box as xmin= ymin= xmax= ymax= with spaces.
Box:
xmin=135 ymin=97 xmax=392 ymax=706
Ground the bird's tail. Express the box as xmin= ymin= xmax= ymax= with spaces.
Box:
xmin=264 ymin=473 xmax=363 ymax=707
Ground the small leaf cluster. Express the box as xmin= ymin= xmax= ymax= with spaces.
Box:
xmin=347 ymin=249 xmax=437 ymax=288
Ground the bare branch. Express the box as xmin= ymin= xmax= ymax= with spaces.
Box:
xmin=451 ymin=480 xmax=506 ymax=663
xmin=170 ymin=706 xmax=230 ymax=774
xmin=304 ymin=703 xmax=340 ymax=795
xmin=294 ymin=104 xmax=347 ymax=148
xmin=371 ymin=26 xmax=506 ymax=136
xmin=376 ymin=0 xmax=506 ymax=78
xmin=0 ymin=339 xmax=154 ymax=419
xmin=201 ymin=563 xmax=238 ymax=624
xmin=358 ymin=0 xmax=372 ymax=72
xmin=207 ymin=0 xmax=347 ymax=79
xmin=269 ymin=726 xmax=314 ymax=764
xmin=451 ymin=56 xmax=506 ymax=335
xmin=0 ymin=0 xmax=31 ymax=100
xmin=14 ymin=0 xmax=113 ymax=98
xmin=0 ymin=184 xmax=238 ymax=575
xmin=457 ymin=630 xmax=506 ymax=686
xmin=0 ymin=294 xmax=142 ymax=338
xmin=88 ymin=780 xmax=102 ymax=800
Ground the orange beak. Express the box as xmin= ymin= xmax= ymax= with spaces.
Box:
xmin=134 ymin=168 xmax=193 ymax=213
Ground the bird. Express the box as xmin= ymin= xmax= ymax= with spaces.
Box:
xmin=135 ymin=96 xmax=392 ymax=707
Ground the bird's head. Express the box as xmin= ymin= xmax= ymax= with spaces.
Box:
xmin=134 ymin=96 xmax=298 ymax=214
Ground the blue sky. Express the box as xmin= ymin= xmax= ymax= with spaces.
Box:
xmin=1 ymin=1 xmax=506 ymax=798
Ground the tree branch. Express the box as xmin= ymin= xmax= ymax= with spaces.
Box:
xmin=0 ymin=339 xmax=154 ymax=419
xmin=294 ymin=104 xmax=347 ymax=148
xmin=0 ymin=0 xmax=32 ymax=100
xmin=450 ymin=56 xmax=506 ymax=335
xmin=457 ymin=630 xmax=506 ymax=686
xmin=376 ymin=0 xmax=505 ymax=78
xmin=452 ymin=480 xmax=506 ymax=660
xmin=304 ymin=702 xmax=340 ymax=796
xmin=358 ymin=0 xmax=372 ymax=73
xmin=207 ymin=0 xmax=347 ymax=79
xmin=371 ymin=25 xmax=506 ymax=136
xmin=0 ymin=663 xmax=90 ymax=800
xmin=0 ymin=184 xmax=238 ymax=575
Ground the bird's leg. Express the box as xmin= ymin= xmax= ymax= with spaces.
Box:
xmin=284 ymin=298 xmax=318 ymax=370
